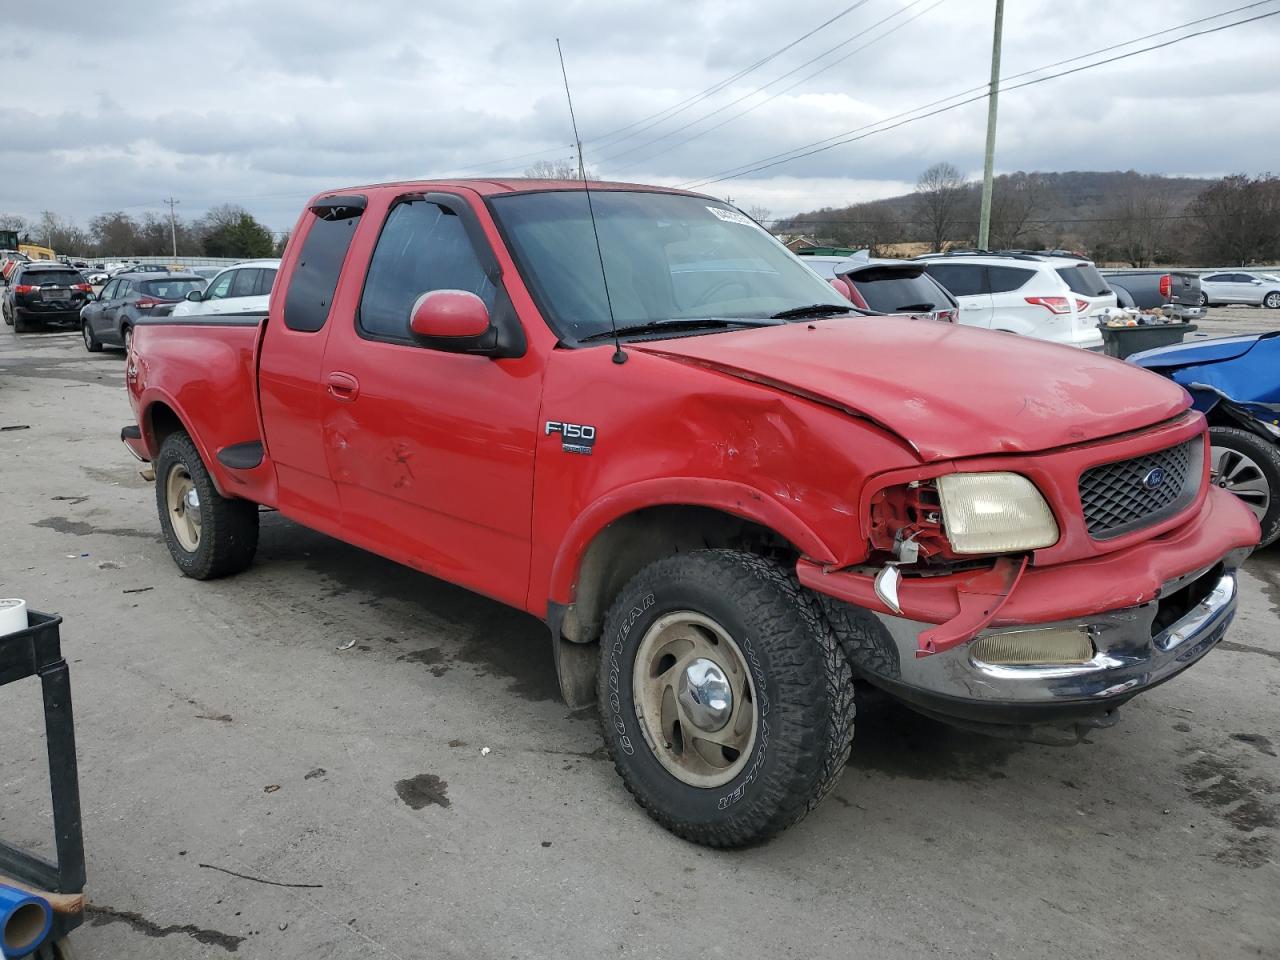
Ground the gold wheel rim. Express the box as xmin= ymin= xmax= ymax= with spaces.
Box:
xmin=165 ymin=463 xmax=201 ymax=552
xmin=631 ymin=611 xmax=757 ymax=788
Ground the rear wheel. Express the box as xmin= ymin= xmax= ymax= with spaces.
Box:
xmin=597 ymin=549 xmax=856 ymax=847
xmin=1264 ymin=291 xmax=1280 ymax=310
xmin=121 ymin=324 xmax=133 ymax=353
xmin=13 ymin=310 xmax=31 ymax=334
xmin=82 ymin=320 xmax=102 ymax=352
xmin=1199 ymin=291 xmax=1209 ymax=307
xmin=1210 ymin=426 xmax=1280 ymax=548
xmin=155 ymin=431 xmax=259 ymax=579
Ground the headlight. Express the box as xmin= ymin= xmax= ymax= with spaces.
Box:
xmin=935 ymin=472 xmax=1058 ymax=554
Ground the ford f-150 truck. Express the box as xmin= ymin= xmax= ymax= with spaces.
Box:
xmin=120 ymin=179 xmax=1260 ymax=847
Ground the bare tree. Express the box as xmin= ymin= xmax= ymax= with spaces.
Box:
xmin=1188 ymin=174 xmax=1280 ymax=266
xmin=913 ymin=162 xmax=969 ymax=252
xmin=988 ymin=173 xmax=1056 ymax=250
xmin=1095 ymin=176 xmax=1173 ymax=267
xmin=524 ymin=158 xmax=598 ymax=180
xmin=745 ymin=204 xmax=772 ymax=226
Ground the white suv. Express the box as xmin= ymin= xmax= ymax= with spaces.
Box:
xmin=916 ymin=252 xmax=1112 ymax=350
xmin=170 ymin=258 xmax=279 ymax=318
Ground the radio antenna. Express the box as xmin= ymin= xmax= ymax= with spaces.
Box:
xmin=556 ymin=38 xmax=626 ymax=365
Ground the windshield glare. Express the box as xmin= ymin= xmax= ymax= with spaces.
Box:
xmin=490 ymin=191 xmax=850 ymax=341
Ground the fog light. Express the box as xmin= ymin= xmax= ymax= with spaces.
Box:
xmin=970 ymin=626 xmax=1094 ymax=665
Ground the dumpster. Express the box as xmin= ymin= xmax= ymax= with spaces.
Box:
xmin=1100 ymin=322 xmax=1198 ymax=359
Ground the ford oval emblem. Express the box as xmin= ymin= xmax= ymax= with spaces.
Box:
xmin=1142 ymin=467 xmax=1166 ymax=490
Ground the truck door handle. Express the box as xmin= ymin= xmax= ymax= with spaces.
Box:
xmin=326 ymin=371 xmax=360 ymax=401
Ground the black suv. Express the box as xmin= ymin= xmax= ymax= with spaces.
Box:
xmin=2 ymin=262 xmax=92 ymax=332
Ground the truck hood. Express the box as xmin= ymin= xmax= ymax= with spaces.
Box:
xmin=631 ymin=315 xmax=1190 ymax=462
xmin=1128 ymin=332 xmax=1274 ymax=370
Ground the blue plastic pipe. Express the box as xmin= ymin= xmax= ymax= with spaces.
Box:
xmin=0 ymin=885 xmax=52 ymax=959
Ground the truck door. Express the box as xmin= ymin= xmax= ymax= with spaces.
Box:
xmin=318 ymin=192 xmax=539 ymax=609
xmin=258 ymin=196 xmax=367 ymax=531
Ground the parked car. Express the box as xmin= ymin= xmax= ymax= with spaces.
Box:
xmin=171 ymin=259 xmax=280 ymax=318
xmin=915 ymin=251 xmax=1111 ymax=349
xmin=1197 ymin=271 xmax=1280 ymax=309
xmin=802 ymin=254 xmax=957 ymax=322
xmin=120 ymin=179 xmax=1258 ymax=847
xmin=80 ymin=272 xmax=205 ymax=352
xmin=1130 ymin=331 xmax=1280 ymax=546
xmin=1100 ymin=269 xmax=1203 ymax=320
xmin=2 ymin=261 xmax=93 ymax=332
xmin=190 ymin=266 xmax=225 ymax=282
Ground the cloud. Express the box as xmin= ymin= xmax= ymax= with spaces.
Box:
xmin=2 ymin=0 xmax=1277 ymax=230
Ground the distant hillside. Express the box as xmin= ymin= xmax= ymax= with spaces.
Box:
xmin=776 ymin=170 xmax=1218 ymax=254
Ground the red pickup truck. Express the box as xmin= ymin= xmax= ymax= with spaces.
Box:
xmin=121 ymin=179 xmax=1259 ymax=847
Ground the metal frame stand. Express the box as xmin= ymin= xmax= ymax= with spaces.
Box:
xmin=0 ymin=611 xmax=85 ymax=946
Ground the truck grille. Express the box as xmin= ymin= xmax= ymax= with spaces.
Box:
xmin=1078 ymin=437 xmax=1201 ymax=539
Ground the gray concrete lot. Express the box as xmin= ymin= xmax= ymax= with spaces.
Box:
xmin=1 ymin=322 xmax=1278 ymax=960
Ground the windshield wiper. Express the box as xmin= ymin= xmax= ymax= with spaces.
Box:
xmin=894 ymin=303 xmax=937 ymax=313
xmin=769 ymin=303 xmax=858 ymax=320
xmin=578 ymin=317 xmax=779 ymax=342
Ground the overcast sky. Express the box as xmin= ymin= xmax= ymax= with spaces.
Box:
xmin=5 ymin=0 xmax=1279 ymax=233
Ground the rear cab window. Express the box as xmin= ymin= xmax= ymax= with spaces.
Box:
xmin=283 ymin=196 xmax=366 ymax=332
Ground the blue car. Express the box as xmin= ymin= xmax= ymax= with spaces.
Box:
xmin=1129 ymin=332 xmax=1280 ymax=546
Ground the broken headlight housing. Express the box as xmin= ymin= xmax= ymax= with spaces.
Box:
xmin=936 ymin=472 xmax=1059 ymax=555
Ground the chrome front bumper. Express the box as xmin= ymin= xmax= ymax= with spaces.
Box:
xmin=831 ymin=553 xmax=1246 ymax=740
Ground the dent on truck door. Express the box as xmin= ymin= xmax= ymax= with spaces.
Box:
xmin=318 ymin=196 xmax=539 ymax=608
xmin=258 ymin=198 xmax=365 ymax=525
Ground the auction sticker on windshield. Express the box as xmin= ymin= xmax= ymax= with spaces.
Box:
xmin=707 ymin=206 xmax=759 ymax=227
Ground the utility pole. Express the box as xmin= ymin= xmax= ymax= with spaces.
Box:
xmin=163 ymin=197 xmax=180 ymax=258
xmin=976 ymin=0 xmax=1004 ymax=251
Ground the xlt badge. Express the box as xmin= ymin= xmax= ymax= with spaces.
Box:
xmin=545 ymin=420 xmax=596 ymax=455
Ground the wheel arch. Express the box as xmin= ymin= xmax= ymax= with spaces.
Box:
xmin=140 ymin=394 xmax=232 ymax=497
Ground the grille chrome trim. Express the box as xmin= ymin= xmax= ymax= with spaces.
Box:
xmin=1078 ymin=437 xmax=1202 ymax=539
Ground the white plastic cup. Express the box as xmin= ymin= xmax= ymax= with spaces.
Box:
xmin=0 ymin=598 xmax=28 ymax=637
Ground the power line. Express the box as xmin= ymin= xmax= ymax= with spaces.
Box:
xmin=585 ymin=1 xmax=871 ymax=151
xmin=680 ymin=2 xmax=1280 ymax=189
xmin=599 ymin=0 xmax=941 ymax=170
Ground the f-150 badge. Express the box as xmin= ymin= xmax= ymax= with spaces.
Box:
xmin=545 ymin=420 xmax=596 ymax=455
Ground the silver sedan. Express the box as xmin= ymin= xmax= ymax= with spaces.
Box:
xmin=1198 ymin=270 xmax=1280 ymax=308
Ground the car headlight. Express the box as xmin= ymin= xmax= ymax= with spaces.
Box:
xmin=935 ymin=472 xmax=1059 ymax=554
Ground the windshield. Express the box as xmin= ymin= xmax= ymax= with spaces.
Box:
xmin=489 ymin=190 xmax=849 ymax=341
xmin=141 ymin=278 xmax=204 ymax=299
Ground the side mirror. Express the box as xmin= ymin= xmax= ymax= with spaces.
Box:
xmin=410 ymin=289 xmax=492 ymax=341
xmin=186 ymin=290 xmax=203 ymax=302
xmin=829 ymin=277 xmax=855 ymax=301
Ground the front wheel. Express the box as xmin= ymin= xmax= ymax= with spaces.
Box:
xmin=1264 ymin=291 xmax=1280 ymax=310
xmin=597 ymin=550 xmax=855 ymax=847
xmin=1210 ymin=426 xmax=1280 ymax=548
xmin=155 ymin=431 xmax=259 ymax=579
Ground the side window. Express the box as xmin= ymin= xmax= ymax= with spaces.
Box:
xmin=255 ymin=268 xmax=277 ymax=297
xmin=284 ymin=200 xmax=364 ymax=333
xmin=117 ymin=281 xmax=134 ymax=300
xmin=229 ymin=268 xmax=259 ymax=298
xmin=100 ymin=280 xmax=119 ymax=300
xmin=987 ymin=265 xmax=1036 ymax=294
xmin=358 ymin=200 xmax=497 ymax=342
xmin=923 ymin=263 xmax=986 ymax=298
xmin=206 ymin=272 xmax=234 ymax=300
xmin=1203 ymin=274 xmax=1226 ymax=283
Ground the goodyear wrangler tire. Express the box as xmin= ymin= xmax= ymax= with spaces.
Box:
xmin=597 ymin=549 xmax=856 ymax=847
